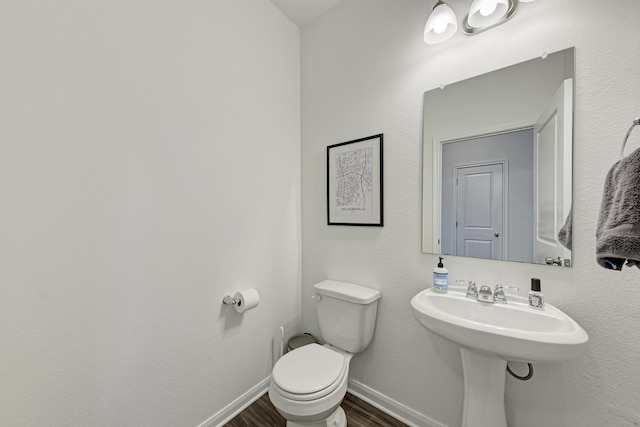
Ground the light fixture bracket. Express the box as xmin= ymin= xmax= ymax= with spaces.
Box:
xmin=462 ymin=0 xmax=520 ymax=35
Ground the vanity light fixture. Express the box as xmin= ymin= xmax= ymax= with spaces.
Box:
xmin=424 ymin=0 xmax=535 ymax=44
xmin=424 ymin=0 xmax=458 ymax=45
xmin=466 ymin=0 xmax=509 ymax=28
xmin=463 ymin=0 xmax=519 ymax=35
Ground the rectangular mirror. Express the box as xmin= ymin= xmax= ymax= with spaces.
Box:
xmin=422 ymin=48 xmax=574 ymax=267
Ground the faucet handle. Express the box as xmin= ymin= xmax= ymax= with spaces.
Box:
xmin=459 ymin=280 xmax=478 ymax=299
xmin=494 ymin=284 xmax=520 ymax=304
xmin=456 ymin=280 xmax=478 ymax=299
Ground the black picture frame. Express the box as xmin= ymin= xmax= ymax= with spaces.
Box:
xmin=327 ymin=134 xmax=383 ymax=226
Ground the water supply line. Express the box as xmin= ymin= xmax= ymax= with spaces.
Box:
xmin=507 ymin=362 xmax=534 ymax=381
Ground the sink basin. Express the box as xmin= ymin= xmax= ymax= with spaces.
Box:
xmin=411 ymin=287 xmax=588 ymax=427
xmin=410 ymin=287 xmax=588 ymax=363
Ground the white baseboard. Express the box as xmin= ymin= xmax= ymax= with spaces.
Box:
xmin=198 ymin=376 xmax=271 ymax=427
xmin=347 ymin=379 xmax=447 ymax=427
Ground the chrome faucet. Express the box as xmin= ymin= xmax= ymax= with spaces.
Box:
xmin=466 ymin=280 xmax=478 ymax=299
xmin=457 ymin=280 xmax=479 ymax=299
xmin=494 ymin=284 xmax=520 ymax=304
xmin=477 ymin=285 xmax=494 ymax=303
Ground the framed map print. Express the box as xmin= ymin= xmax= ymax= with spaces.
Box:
xmin=327 ymin=134 xmax=383 ymax=226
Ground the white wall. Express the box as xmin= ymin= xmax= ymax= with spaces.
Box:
xmin=301 ymin=0 xmax=640 ymax=426
xmin=0 ymin=1 xmax=300 ymax=426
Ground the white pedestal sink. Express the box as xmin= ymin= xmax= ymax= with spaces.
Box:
xmin=411 ymin=287 xmax=588 ymax=427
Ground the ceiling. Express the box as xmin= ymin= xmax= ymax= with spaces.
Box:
xmin=269 ymin=0 xmax=343 ymax=27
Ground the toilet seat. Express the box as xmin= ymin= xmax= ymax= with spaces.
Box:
xmin=271 ymin=344 xmax=347 ymax=402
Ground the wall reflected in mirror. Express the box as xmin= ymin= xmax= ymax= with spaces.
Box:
xmin=422 ymin=48 xmax=575 ymax=267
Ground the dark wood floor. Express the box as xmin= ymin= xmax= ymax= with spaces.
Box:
xmin=225 ymin=392 xmax=409 ymax=427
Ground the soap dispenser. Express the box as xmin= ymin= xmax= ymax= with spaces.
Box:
xmin=433 ymin=257 xmax=449 ymax=293
xmin=529 ymin=278 xmax=544 ymax=310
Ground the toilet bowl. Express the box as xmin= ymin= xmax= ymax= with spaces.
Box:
xmin=268 ymin=343 xmax=353 ymax=427
xmin=268 ymin=280 xmax=381 ymax=427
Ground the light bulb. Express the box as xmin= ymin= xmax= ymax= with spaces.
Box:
xmin=424 ymin=1 xmax=458 ymax=44
xmin=433 ymin=17 xmax=448 ymax=34
xmin=467 ymin=0 xmax=508 ymax=28
xmin=480 ymin=3 xmax=497 ymax=16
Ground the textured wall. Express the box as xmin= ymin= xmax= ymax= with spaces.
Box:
xmin=0 ymin=1 xmax=300 ymax=426
xmin=301 ymin=0 xmax=640 ymax=426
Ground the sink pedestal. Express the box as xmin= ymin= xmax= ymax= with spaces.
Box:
xmin=460 ymin=348 xmax=508 ymax=427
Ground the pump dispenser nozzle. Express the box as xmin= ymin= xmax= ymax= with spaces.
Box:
xmin=531 ymin=278 xmax=541 ymax=292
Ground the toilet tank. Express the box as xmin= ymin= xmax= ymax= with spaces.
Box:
xmin=313 ymin=280 xmax=381 ymax=353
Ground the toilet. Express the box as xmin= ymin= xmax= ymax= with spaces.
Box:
xmin=268 ymin=280 xmax=381 ymax=427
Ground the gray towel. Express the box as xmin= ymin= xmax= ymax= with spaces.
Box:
xmin=596 ymin=147 xmax=640 ymax=270
xmin=558 ymin=207 xmax=572 ymax=250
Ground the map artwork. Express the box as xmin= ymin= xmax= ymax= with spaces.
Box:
xmin=335 ymin=147 xmax=374 ymax=216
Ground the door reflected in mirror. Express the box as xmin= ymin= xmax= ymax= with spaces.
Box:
xmin=422 ymin=48 xmax=574 ymax=267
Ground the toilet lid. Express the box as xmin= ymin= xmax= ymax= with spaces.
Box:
xmin=272 ymin=344 xmax=345 ymax=396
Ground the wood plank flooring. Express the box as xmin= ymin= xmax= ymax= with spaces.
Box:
xmin=225 ymin=392 xmax=409 ymax=427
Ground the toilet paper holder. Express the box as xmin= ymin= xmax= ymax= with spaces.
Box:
xmin=222 ymin=288 xmax=260 ymax=313
xmin=222 ymin=295 xmax=239 ymax=306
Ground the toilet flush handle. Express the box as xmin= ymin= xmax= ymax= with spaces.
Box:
xmin=311 ymin=294 xmax=323 ymax=302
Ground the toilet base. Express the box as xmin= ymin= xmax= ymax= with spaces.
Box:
xmin=286 ymin=406 xmax=347 ymax=427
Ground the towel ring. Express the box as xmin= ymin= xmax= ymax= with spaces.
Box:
xmin=620 ymin=117 xmax=640 ymax=159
